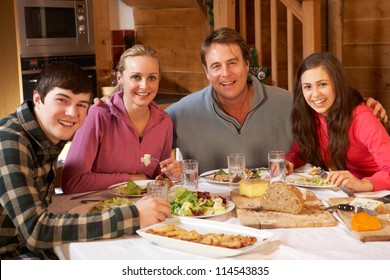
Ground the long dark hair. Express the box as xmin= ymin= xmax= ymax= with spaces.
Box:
xmin=291 ymin=52 xmax=364 ymax=170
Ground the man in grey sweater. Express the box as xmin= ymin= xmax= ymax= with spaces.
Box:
xmin=166 ymin=27 xmax=387 ymax=173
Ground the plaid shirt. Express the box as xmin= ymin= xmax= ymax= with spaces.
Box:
xmin=0 ymin=101 xmax=140 ymax=259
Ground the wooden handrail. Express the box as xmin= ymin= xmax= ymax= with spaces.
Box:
xmin=213 ymin=0 xmax=322 ymax=91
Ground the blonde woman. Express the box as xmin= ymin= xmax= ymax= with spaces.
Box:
xmin=62 ymin=45 xmax=180 ymax=194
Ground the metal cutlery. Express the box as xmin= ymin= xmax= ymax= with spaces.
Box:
xmin=80 ymin=199 xmax=103 ymax=204
xmin=315 ymin=168 xmax=328 ymax=179
xmin=375 ymin=194 xmax=390 ymax=203
xmin=70 ymin=183 xmax=120 ymax=200
xmin=338 ymin=186 xmax=356 ymax=197
xmin=325 ymin=204 xmax=378 ymax=216
xmin=325 ymin=204 xmax=355 ymax=212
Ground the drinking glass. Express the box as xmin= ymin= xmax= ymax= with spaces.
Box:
xmin=181 ymin=159 xmax=199 ymax=192
xmin=268 ymin=151 xmax=286 ymax=183
xmin=146 ymin=180 xmax=169 ymax=200
xmin=227 ymin=153 xmax=245 ymax=185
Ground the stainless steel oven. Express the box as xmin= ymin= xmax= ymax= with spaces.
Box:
xmin=21 ymin=55 xmax=97 ymax=101
xmin=15 ymin=0 xmax=94 ymax=57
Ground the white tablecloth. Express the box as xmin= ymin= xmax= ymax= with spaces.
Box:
xmin=54 ymin=180 xmax=390 ymax=260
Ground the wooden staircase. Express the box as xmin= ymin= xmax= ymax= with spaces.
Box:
xmin=122 ymin=0 xmax=210 ymax=94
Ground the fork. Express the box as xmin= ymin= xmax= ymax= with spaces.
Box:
xmin=140 ymin=154 xmax=160 ymax=166
xmin=315 ymin=168 xmax=328 ymax=179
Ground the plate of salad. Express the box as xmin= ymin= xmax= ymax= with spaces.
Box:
xmin=170 ymin=187 xmax=235 ymax=218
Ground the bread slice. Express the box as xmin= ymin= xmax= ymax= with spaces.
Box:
xmin=260 ymin=181 xmax=305 ymax=214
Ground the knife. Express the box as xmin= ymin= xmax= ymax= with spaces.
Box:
xmin=325 ymin=204 xmax=355 ymax=211
xmin=326 ymin=204 xmax=377 ymax=216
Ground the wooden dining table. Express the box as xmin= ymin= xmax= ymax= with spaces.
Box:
xmin=49 ymin=177 xmax=390 ymax=260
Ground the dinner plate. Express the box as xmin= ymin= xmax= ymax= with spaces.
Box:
xmin=200 ymin=168 xmax=268 ymax=186
xmin=136 ymin=216 xmax=273 ymax=258
xmin=108 ymin=179 xmax=152 ymax=197
xmin=173 ymin=200 xmax=235 ymax=219
xmin=68 ymin=197 xmax=135 ymax=214
xmin=200 ymin=168 xmax=233 ymax=185
xmin=68 ymin=203 xmax=97 ymax=214
xmin=286 ymin=173 xmax=335 ymax=189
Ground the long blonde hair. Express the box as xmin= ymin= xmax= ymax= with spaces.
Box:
xmin=113 ymin=44 xmax=161 ymax=93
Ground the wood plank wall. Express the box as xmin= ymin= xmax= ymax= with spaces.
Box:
xmin=340 ymin=0 xmax=390 ymax=113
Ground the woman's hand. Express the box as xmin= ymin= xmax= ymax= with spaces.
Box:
xmin=135 ymin=197 xmax=171 ymax=228
xmin=365 ymin=97 xmax=388 ymax=123
xmin=160 ymin=158 xmax=181 ymax=181
xmin=327 ymin=170 xmax=374 ymax=192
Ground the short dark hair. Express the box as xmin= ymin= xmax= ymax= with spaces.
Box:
xmin=200 ymin=27 xmax=250 ymax=68
xmin=35 ymin=61 xmax=93 ymax=103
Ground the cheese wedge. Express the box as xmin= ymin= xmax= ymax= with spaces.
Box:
xmin=351 ymin=212 xmax=382 ymax=231
xmin=350 ymin=197 xmax=385 ymax=213
xmin=239 ymin=179 xmax=269 ymax=198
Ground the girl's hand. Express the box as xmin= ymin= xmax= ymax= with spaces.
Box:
xmin=327 ymin=170 xmax=374 ymax=192
xmin=285 ymin=160 xmax=295 ymax=175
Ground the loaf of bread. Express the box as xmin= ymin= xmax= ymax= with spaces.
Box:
xmin=259 ymin=181 xmax=305 ymax=214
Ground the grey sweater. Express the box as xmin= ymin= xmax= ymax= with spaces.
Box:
xmin=166 ymin=74 xmax=293 ymax=173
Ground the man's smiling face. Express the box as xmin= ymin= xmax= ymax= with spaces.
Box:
xmin=33 ymin=87 xmax=91 ymax=144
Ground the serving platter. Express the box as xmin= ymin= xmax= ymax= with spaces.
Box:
xmin=136 ymin=216 xmax=273 ymax=258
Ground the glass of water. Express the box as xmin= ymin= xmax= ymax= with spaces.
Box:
xmin=180 ymin=159 xmax=199 ymax=192
xmin=227 ymin=153 xmax=245 ymax=185
xmin=268 ymin=151 xmax=286 ymax=183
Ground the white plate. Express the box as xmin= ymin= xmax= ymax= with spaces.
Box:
xmin=68 ymin=199 xmax=134 ymax=214
xmin=173 ymin=200 xmax=235 ymax=219
xmin=136 ymin=216 xmax=273 ymax=258
xmin=286 ymin=173 xmax=334 ymax=189
xmin=200 ymin=168 xmax=233 ymax=185
xmin=68 ymin=203 xmax=98 ymax=214
xmin=200 ymin=168 xmax=269 ymax=186
xmin=108 ymin=179 xmax=152 ymax=197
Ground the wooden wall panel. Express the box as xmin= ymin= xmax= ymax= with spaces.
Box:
xmin=92 ymin=0 xmax=112 ymax=97
xmin=342 ymin=45 xmax=390 ymax=67
xmin=345 ymin=68 xmax=390 ymax=92
xmin=122 ymin=0 xmax=198 ymax=8
xmin=341 ymin=0 xmax=390 ymax=112
xmin=134 ymin=8 xmax=204 ymax=26
xmin=159 ymin=72 xmax=207 ymax=93
xmin=343 ymin=0 xmax=390 ymax=19
xmin=132 ymin=5 xmax=209 ymax=94
xmin=343 ymin=20 xmax=390 ymax=45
